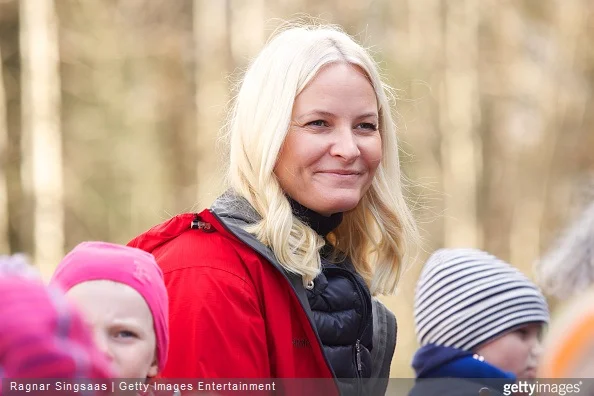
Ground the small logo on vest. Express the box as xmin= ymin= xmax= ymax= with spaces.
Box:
xmin=292 ymin=338 xmax=311 ymax=348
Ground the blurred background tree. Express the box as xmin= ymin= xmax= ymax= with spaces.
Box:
xmin=1 ymin=0 xmax=593 ymax=377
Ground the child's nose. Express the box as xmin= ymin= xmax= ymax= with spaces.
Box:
xmin=93 ymin=331 xmax=114 ymax=361
xmin=531 ymin=338 xmax=544 ymax=360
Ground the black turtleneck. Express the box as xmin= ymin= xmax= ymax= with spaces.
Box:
xmin=288 ymin=198 xmax=343 ymax=238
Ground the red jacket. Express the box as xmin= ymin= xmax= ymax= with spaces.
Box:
xmin=128 ymin=204 xmax=339 ymax=395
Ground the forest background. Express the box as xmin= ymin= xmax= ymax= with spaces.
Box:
xmin=1 ymin=0 xmax=593 ymax=376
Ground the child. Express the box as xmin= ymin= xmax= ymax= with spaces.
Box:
xmin=50 ymin=242 xmax=169 ymax=380
xmin=410 ymin=248 xmax=550 ymax=395
xmin=539 ymin=286 xmax=594 ymax=378
xmin=0 ymin=255 xmax=113 ymax=386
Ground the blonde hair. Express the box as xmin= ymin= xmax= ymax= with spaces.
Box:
xmin=224 ymin=22 xmax=419 ymax=295
xmin=536 ymin=200 xmax=594 ymax=299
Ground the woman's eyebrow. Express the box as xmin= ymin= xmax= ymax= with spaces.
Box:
xmin=298 ymin=110 xmax=336 ymax=119
xmin=297 ymin=110 xmax=378 ymax=119
xmin=356 ymin=112 xmax=379 ymax=119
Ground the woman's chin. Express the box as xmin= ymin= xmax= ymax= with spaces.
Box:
xmin=314 ymin=199 xmax=361 ymax=216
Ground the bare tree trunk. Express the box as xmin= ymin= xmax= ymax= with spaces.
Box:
xmin=508 ymin=0 xmax=588 ymax=271
xmin=228 ymin=0 xmax=265 ymax=62
xmin=440 ymin=0 xmax=482 ymax=248
xmin=0 ymin=45 xmax=9 ymax=253
xmin=382 ymin=0 xmax=444 ymax=378
xmin=19 ymin=0 xmax=63 ymax=276
xmin=192 ymin=0 xmax=237 ymax=207
xmin=57 ymin=0 xmax=121 ymax=247
xmin=155 ymin=1 xmax=197 ymax=215
xmin=480 ymin=0 xmax=519 ymax=261
xmin=405 ymin=0 xmax=445 ymax=250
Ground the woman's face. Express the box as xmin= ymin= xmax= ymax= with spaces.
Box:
xmin=475 ymin=323 xmax=544 ymax=380
xmin=274 ymin=62 xmax=382 ymax=216
xmin=66 ymin=280 xmax=158 ymax=379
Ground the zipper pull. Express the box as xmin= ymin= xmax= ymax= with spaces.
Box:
xmin=356 ymin=339 xmax=362 ymax=372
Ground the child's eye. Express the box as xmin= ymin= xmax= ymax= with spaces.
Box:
xmin=514 ymin=328 xmax=529 ymax=338
xmin=115 ymin=330 xmax=137 ymax=338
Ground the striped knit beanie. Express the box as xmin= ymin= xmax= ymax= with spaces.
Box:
xmin=414 ymin=248 xmax=550 ymax=351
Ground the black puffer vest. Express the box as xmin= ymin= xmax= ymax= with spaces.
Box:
xmin=290 ymin=200 xmax=374 ymax=395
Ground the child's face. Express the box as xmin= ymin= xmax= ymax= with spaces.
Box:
xmin=475 ymin=323 xmax=543 ymax=379
xmin=66 ymin=280 xmax=158 ymax=378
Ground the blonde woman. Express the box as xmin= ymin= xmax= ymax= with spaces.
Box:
xmin=129 ymin=23 xmax=418 ymax=396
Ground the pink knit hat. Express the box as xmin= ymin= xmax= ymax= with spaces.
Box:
xmin=0 ymin=273 xmax=114 ymax=383
xmin=50 ymin=242 xmax=169 ymax=373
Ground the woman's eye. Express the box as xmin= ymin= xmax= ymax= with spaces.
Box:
xmin=306 ymin=120 xmax=328 ymax=127
xmin=357 ymin=122 xmax=378 ymax=131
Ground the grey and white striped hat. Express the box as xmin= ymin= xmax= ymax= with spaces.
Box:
xmin=414 ymin=248 xmax=550 ymax=351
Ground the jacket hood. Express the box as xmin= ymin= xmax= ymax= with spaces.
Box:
xmin=412 ymin=344 xmax=471 ymax=378
xmin=412 ymin=344 xmax=516 ymax=380
xmin=210 ymin=190 xmax=261 ymax=225
xmin=411 ymin=344 xmax=515 ymax=396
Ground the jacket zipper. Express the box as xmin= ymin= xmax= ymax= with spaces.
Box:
xmin=355 ymin=339 xmax=362 ymax=373
xmin=324 ymin=266 xmax=372 ymax=396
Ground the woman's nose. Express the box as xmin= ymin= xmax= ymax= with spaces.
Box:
xmin=329 ymin=126 xmax=360 ymax=161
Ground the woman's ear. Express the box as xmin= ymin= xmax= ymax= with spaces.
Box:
xmin=147 ymin=355 xmax=159 ymax=378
